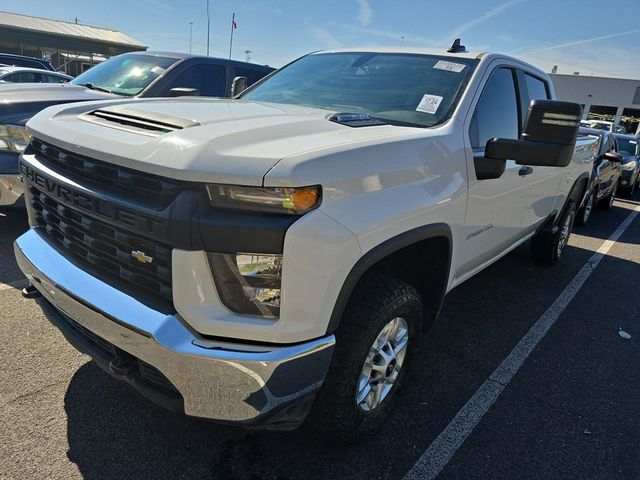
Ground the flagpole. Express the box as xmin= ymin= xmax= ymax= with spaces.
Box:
xmin=206 ymin=0 xmax=210 ymax=56
xmin=228 ymin=12 xmax=235 ymax=61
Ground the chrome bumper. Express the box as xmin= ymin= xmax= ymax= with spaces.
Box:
xmin=0 ymin=173 xmax=23 ymax=207
xmin=14 ymin=229 xmax=335 ymax=426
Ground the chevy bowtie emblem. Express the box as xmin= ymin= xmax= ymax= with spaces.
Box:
xmin=131 ymin=250 xmax=154 ymax=264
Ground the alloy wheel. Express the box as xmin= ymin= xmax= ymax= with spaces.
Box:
xmin=356 ymin=317 xmax=409 ymax=412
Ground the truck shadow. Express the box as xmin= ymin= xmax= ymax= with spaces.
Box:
xmin=0 ymin=207 xmax=29 ymax=286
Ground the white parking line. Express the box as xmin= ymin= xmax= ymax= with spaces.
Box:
xmin=0 ymin=279 xmax=26 ymax=292
xmin=404 ymin=205 xmax=640 ymax=480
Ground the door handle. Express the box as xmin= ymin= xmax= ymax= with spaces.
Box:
xmin=519 ymin=166 xmax=533 ymax=176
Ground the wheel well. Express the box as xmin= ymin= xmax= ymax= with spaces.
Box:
xmin=326 ymin=227 xmax=451 ymax=335
xmin=570 ymin=176 xmax=590 ymax=207
xmin=372 ymin=237 xmax=450 ymax=326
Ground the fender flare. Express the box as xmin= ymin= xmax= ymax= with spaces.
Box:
xmin=325 ymin=223 xmax=452 ymax=334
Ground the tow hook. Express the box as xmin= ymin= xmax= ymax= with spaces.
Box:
xmin=108 ymin=355 xmax=136 ymax=379
xmin=21 ymin=283 xmax=42 ymax=299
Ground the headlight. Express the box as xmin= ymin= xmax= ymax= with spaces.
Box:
xmin=207 ymin=253 xmax=282 ymax=318
xmin=0 ymin=125 xmax=31 ymax=153
xmin=621 ymin=161 xmax=637 ymax=171
xmin=206 ymin=184 xmax=321 ymax=215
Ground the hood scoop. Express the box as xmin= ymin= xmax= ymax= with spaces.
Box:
xmin=80 ymin=105 xmax=201 ymax=137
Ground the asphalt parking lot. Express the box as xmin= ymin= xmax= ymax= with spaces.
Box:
xmin=1 ymin=197 xmax=639 ymax=480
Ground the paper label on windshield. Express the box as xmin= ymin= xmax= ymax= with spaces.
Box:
xmin=433 ymin=60 xmax=466 ymax=73
xmin=416 ymin=94 xmax=443 ymax=114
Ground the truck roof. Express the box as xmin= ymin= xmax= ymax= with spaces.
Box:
xmin=314 ymin=46 xmax=486 ymax=60
xmin=312 ymin=48 xmax=548 ymax=78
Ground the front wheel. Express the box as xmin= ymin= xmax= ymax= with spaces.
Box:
xmin=308 ymin=274 xmax=423 ymax=440
xmin=531 ymin=201 xmax=576 ymax=265
xmin=576 ymin=190 xmax=595 ymax=226
xmin=600 ymin=180 xmax=618 ymax=210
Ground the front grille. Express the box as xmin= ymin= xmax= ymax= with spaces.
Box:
xmin=30 ymin=185 xmax=174 ymax=312
xmin=27 ymin=138 xmax=185 ymax=209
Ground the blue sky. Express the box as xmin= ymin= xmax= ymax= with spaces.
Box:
xmin=10 ymin=0 xmax=640 ymax=78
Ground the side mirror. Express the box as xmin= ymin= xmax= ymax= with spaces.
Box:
xmin=485 ymin=100 xmax=583 ymax=169
xmin=168 ymin=87 xmax=199 ymax=97
xmin=604 ymin=151 xmax=622 ymax=163
xmin=231 ymin=76 xmax=248 ymax=96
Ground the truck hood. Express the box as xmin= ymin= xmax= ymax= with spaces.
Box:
xmin=26 ymin=97 xmax=412 ymax=185
xmin=0 ymin=82 xmax=114 ymax=104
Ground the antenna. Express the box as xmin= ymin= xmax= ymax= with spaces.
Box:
xmin=447 ymin=38 xmax=466 ymax=53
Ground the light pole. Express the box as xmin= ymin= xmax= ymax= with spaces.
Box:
xmin=206 ymin=0 xmax=211 ymax=56
xmin=400 ymin=36 xmax=405 ymax=46
xmin=245 ymin=50 xmax=252 ymax=62
xmin=189 ymin=22 xmax=194 ymax=54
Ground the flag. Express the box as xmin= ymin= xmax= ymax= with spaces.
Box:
xmin=232 ymin=19 xmax=237 ymax=29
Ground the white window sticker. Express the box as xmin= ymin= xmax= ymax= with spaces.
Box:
xmin=416 ymin=94 xmax=443 ymax=114
xmin=433 ymin=60 xmax=466 ymax=73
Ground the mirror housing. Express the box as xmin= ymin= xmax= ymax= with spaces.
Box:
xmin=485 ymin=100 xmax=583 ymax=168
xmin=603 ymin=151 xmax=622 ymax=163
xmin=231 ymin=76 xmax=248 ymax=96
xmin=168 ymin=87 xmax=199 ymax=97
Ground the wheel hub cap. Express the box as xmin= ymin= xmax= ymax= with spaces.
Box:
xmin=356 ymin=317 xmax=409 ymax=412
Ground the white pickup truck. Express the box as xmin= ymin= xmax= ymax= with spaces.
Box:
xmin=14 ymin=46 xmax=596 ymax=439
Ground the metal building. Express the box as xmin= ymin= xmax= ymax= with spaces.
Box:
xmin=550 ymin=73 xmax=640 ymax=135
xmin=0 ymin=11 xmax=147 ymax=76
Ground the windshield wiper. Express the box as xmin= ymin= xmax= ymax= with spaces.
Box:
xmin=81 ymin=82 xmax=112 ymax=94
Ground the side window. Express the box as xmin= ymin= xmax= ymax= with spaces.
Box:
xmin=469 ymin=68 xmax=519 ymax=149
xmin=522 ymin=73 xmax=550 ymax=124
xmin=233 ymin=67 xmax=268 ymax=87
xmin=524 ymin=74 xmax=549 ymax=102
xmin=46 ymin=74 xmax=68 ymax=83
xmin=5 ymin=72 xmax=37 ymax=83
xmin=169 ymin=63 xmax=227 ymax=97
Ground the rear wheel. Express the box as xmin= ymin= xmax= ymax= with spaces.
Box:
xmin=531 ymin=201 xmax=576 ymax=265
xmin=308 ymin=274 xmax=423 ymax=440
xmin=575 ymin=190 xmax=595 ymax=226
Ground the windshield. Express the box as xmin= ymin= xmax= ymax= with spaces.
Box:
xmin=242 ymin=53 xmax=478 ymax=128
xmin=71 ymin=54 xmax=178 ymax=96
xmin=616 ymin=137 xmax=639 ymax=156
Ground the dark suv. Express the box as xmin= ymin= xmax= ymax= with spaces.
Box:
xmin=576 ymin=127 xmax=623 ymax=225
xmin=0 ymin=53 xmax=54 ymax=71
xmin=0 ymin=51 xmax=275 ymax=207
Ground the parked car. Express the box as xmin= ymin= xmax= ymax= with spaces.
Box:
xmin=0 ymin=51 xmax=274 ymax=207
xmin=15 ymin=46 xmax=593 ymax=439
xmin=0 ymin=53 xmax=54 ymax=71
xmin=581 ymin=119 xmax=626 ymax=134
xmin=613 ymin=133 xmax=640 ymax=195
xmin=0 ymin=66 xmax=72 ymax=84
xmin=575 ymin=127 xmax=623 ymax=225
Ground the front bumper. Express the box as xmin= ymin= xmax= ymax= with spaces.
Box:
xmin=620 ymin=169 xmax=637 ymax=187
xmin=14 ymin=229 xmax=335 ymax=427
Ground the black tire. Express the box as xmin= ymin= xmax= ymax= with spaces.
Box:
xmin=599 ymin=180 xmax=618 ymax=210
xmin=531 ymin=201 xmax=576 ymax=265
xmin=308 ymin=274 xmax=423 ymax=441
xmin=575 ymin=190 xmax=595 ymax=226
